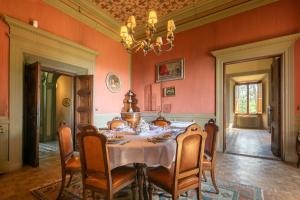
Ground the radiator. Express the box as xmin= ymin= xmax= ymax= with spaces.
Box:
xmin=234 ymin=115 xmax=262 ymax=129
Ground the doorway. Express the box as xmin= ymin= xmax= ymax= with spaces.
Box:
xmin=223 ymin=57 xmax=281 ymax=159
xmin=39 ymin=71 xmax=75 ymax=161
xmin=23 ymin=62 xmax=94 ymax=167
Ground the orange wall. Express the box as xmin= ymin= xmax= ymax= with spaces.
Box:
xmin=0 ymin=0 xmax=130 ymax=116
xmin=132 ymin=0 xmax=300 ymax=114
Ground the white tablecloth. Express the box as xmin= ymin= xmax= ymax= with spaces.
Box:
xmin=107 ymin=129 xmax=178 ymax=169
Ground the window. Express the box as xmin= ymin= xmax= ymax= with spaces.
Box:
xmin=234 ymin=82 xmax=263 ymax=114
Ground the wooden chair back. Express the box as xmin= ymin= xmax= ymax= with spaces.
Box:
xmin=204 ymin=119 xmax=218 ymax=160
xmin=109 ymin=118 xmax=127 ymax=130
xmin=152 ymin=116 xmax=171 ymax=127
xmin=78 ymin=124 xmax=98 ymax=133
xmin=173 ymin=123 xmax=207 ymax=192
xmin=77 ymin=132 xmax=112 ymax=191
xmin=57 ymin=125 xmax=74 ymax=168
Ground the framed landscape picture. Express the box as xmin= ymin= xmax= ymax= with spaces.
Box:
xmin=155 ymin=58 xmax=184 ymax=82
xmin=163 ymin=86 xmax=176 ymax=97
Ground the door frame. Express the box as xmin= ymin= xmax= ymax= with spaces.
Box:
xmin=212 ymin=33 xmax=300 ymax=162
xmin=222 ymin=56 xmax=281 ymax=156
xmin=4 ymin=15 xmax=97 ymax=171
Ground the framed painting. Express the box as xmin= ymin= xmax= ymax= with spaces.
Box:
xmin=155 ymin=58 xmax=184 ymax=82
xmin=106 ymin=73 xmax=121 ymax=93
xmin=163 ymin=86 xmax=176 ymax=97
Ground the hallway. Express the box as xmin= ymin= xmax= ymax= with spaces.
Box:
xmin=226 ymin=128 xmax=278 ymax=159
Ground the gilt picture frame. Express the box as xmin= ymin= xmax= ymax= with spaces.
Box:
xmin=106 ymin=73 xmax=121 ymax=93
xmin=155 ymin=58 xmax=184 ymax=82
xmin=163 ymin=86 xmax=176 ymax=97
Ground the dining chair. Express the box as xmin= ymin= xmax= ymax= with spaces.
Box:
xmin=147 ymin=123 xmax=207 ymax=200
xmin=77 ymin=131 xmax=137 ymax=200
xmin=151 ymin=116 xmax=171 ymax=127
xmin=57 ymin=124 xmax=81 ymax=200
xmin=109 ymin=117 xmax=128 ymax=130
xmin=202 ymin=119 xmax=219 ymax=194
xmin=78 ymin=124 xmax=98 ymax=133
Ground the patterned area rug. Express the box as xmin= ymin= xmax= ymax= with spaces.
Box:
xmin=31 ymin=176 xmax=263 ymax=200
xmin=39 ymin=142 xmax=59 ymax=160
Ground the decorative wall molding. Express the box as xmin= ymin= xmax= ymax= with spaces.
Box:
xmin=212 ymin=33 xmax=300 ymax=162
xmin=44 ymin=0 xmax=121 ymax=41
xmin=94 ymin=113 xmax=121 ymax=128
xmin=93 ymin=112 xmax=215 ymax=129
xmin=2 ymin=15 xmax=97 ymax=172
xmin=141 ymin=112 xmax=215 ymax=127
xmin=136 ymin=0 xmax=278 ymax=39
xmin=44 ymin=0 xmax=278 ymax=41
xmin=295 ymin=114 xmax=300 ymax=131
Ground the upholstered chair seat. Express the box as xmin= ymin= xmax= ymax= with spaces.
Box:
xmin=148 ymin=166 xmax=199 ymax=192
xmin=85 ymin=166 xmax=136 ymax=191
xmin=65 ymin=156 xmax=81 ymax=170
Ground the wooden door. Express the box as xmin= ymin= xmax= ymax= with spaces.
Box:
xmin=23 ymin=62 xmax=41 ymax=167
xmin=270 ymin=57 xmax=281 ymax=157
xmin=75 ymin=75 xmax=93 ymax=141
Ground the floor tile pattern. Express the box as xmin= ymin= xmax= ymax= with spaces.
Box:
xmin=0 ymin=153 xmax=300 ymax=199
xmin=226 ymin=128 xmax=278 ymax=159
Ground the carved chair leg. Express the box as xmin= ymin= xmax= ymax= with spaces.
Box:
xmin=82 ymin=187 xmax=86 ymax=200
xmin=148 ymin=182 xmax=153 ymax=200
xmin=210 ymin=169 xmax=219 ymax=194
xmin=196 ymin=187 xmax=202 ymax=200
xmin=131 ymin=179 xmax=137 ymax=200
xmin=66 ymin=173 xmax=73 ymax=187
xmin=172 ymin=194 xmax=177 ymax=200
xmin=91 ymin=191 xmax=95 ymax=199
xmin=202 ymin=170 xmax=207 ymax=182
xmin=57 ymin=172 xmax=66 ymax=200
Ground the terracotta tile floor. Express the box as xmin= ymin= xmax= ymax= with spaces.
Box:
xmin=0 ymin=153 xmax=300 ymax=200
xmin=226 ymin=128 xmax=279 ymax=159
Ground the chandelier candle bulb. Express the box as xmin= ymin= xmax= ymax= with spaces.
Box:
xmin=156 ymin=37 xmax=163 ymax=46
xmin=148 ymin=10 xmax=158 ymax=25
xmin=120 ymin=10 xmax=175 ymax=55
xmin=167 ymin=20 xmax=176 ymax=31
xmin=127 ymin=15 xmax=136 ymax=29
xmin=120 ymin=26 xmax=128 ymax=38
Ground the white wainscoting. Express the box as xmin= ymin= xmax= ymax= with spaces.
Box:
xmin=94 ymin=113 xmax=121 ymax=128
xmin=141 ymin=112 xmax=215 ymax=128
xmin=296 ymin=114 xmax=300 ymax=132
xmin=0 ymin=117 xmax=9 ymax=173
xmin=94 ymin=112 xmax=216 ymax=129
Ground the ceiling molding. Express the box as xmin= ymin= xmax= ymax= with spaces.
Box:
xmin=135 ymin=0 xmax=279 ymax=39
xmin=43 ymin=0 xmax=121 ymax=41
xmin=44 ymin=0 xmax=278 ymax=41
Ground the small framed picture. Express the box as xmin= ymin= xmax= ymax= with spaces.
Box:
xmin=163 ymin=86 xmax=176 ymax=97
xmin=106 ymin=73 xmax=121 ymax=93
xmin=155 ymin=58 xmax=184 ymax=82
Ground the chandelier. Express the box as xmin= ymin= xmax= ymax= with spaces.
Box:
xmin=120 ymin=10 xmax=176 ymax=55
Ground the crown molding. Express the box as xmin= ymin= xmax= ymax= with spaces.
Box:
xmin=135 ymin=0 xmax=278 ymax=39
xmin=44 ymin=0 xmax=278 ymax=42
xmin=43 ymin=0 xmax=121 ymax=41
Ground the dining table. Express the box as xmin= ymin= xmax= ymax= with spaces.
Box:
xmin=100 ymin=121 xmax=194 ymax=199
